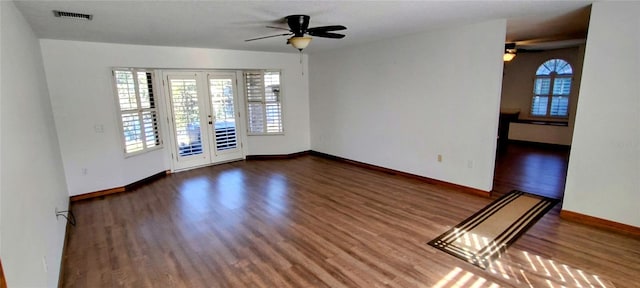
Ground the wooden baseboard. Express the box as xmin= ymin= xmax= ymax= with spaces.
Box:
xmin=560 ymin=210 xmax=640 ymax=237
xmin=245 ymin=150 xmax=311 ymax=160
xmin=309 ymin=151 xmax=490 ymax=198
xmin=70 ymin=186 xmax=126 ymax=201
xmin=0 ymin=259 xmax=7 ymax=288
xmin=124 ymin=170 xmax=170 ymax=191
xmin=70 ymin=170 xmax=169 ymax=202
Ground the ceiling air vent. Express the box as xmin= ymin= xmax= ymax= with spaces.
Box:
xmin=53 ymin=10 xmax=93 ymax=21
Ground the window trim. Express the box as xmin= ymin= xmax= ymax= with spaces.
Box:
xmin=244 ymin=70 xmax=285 ymax=136
xmin=530 ymin=59 xmax=573 ymax=119
xmin=112 ymin=68 xmax=163 ymax=157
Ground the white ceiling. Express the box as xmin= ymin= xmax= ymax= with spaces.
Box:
xmin=14 ymin=0 xmax=592 ymax=54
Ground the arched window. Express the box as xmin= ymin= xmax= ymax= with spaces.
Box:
xmin=531 ymin=59 xmax=573 ymax=117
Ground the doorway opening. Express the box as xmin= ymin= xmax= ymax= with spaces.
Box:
xmin=164 ymin=71 xmax=245 ymax=171
xmin=495 ymin=6 xmax=590 ymax=200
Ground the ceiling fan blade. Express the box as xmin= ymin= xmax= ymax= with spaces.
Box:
xmin=307 ymin=25 xmax=347 ymax=33
xmin=517 ymin=48 xmax=545 ymax=53
xmin=307 ymin=31 xmax=345 ymax=39
xmin=245 ymin=33 xmax=292 ymax=42
xmin=266 ymin=25 xmax=291 ymax=31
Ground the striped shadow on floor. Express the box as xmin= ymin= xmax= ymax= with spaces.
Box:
xmin=428 ymin=190 xmax=559 ymax=269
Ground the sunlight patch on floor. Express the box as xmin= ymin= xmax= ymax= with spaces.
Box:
xmin=485 ymin=249 xmax=614 ymax=288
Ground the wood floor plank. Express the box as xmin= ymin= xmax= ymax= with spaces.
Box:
xmin=62 ymin=151 xmax=640 ymax=287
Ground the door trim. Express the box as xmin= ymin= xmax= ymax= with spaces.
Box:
xmin=161 ymin=70 xmax=247 ymax=172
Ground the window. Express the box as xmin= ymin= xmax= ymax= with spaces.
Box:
xmin=245 ymin=70 xmax=283 ymax=134
xmin=113 ymin=69 xmax=161 ymax=155
xmin=531 ymin=59 xmax=573 ymax=118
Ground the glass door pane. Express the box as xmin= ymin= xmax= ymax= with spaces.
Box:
xmin=208 ymin=73 xmax=243 ymax=162
xmin=164 ymin=71 xmax=243 ymax=172
xmin=169 ymin=78 xmax=203 ymax=157
xmin=209 ymin=76 xmax=239 ymax=154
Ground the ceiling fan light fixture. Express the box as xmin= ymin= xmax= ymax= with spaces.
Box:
xmin=504 ymin=43 xmax=517 ymax=62
xmin=503 ymin=52 xmax=516 ymax=62
xmin=289 ymin=36 xmax=312 ymax=51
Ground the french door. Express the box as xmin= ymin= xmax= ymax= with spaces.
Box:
xmin=164 ymin=71 xmax=244 ymax=171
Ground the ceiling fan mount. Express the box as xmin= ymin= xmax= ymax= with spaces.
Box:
xmin=245 ymin=14 xmax=347 ymax=51
xmin=286 ymin=15 xmax=310 ymax=37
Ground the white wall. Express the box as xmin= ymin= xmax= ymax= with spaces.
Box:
xmin=39 ymin=40 xmax=310 ymax=196
xmin=563 ymin=2 xmax=640 ymax=227
xmin=501 ymin=46 xmax=585 ymax=145
xmin=1 ymin=1 xmax=70 ymax=286
xmin=309 ymin=20 xmax=506 ymax=192
xmin=508 ymin=123 xmax=573 ymax=145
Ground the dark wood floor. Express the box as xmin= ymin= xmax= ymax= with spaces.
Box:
xmin=493 ymin=142 xmax=570 ymax=199
xmin=62 ymin=151 xmax=639 ymax=287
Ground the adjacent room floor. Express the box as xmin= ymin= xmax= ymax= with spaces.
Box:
xmin=62 ymin=153 xmax=638 ymax=287
xmin=493 ymin=141 xmax=570 ymax=199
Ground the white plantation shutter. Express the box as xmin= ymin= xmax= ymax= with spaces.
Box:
xmin=245 ymin=71 xmax=283 ymax=134
xmin=113 ymin=69 xmax=161 ymax=155
xmin=550 ymin=77 xmax=571 ymax=116
xmin=245 ymin=72 xmax=266 ymax=133
xmin=531 ymin=77 xmax=551 ymax=116
xmin=531 ymin=59 xmax=573 ymax=118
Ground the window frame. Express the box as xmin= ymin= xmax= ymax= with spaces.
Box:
xmin=112 ymin=68 xmax=163 ymax=157
xmin=530 ymin=59 xmax=573 ymax=119
xmin=244 ymin=70 xmax=285 ymax=135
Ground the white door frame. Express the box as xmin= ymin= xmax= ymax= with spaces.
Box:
xmin=161 ymin=70 xmax=247 ymax=172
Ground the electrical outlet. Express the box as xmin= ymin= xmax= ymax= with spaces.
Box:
xmin=467 ymin=160 xmax=473 ymax=168
xmin=437 ymin=154 xmax=442 ymax=162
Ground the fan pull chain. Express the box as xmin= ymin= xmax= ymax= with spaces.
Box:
xmin=300 ymin=51 xmax=304 ymax=76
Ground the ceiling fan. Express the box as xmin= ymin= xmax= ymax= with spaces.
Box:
xmin=503 ymin=42 xmax=546 ymax=61
xmin=245 ymin=15 xmax=347 ymax=51
xmin=504 ymin=38 xmax=585 ymax=61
